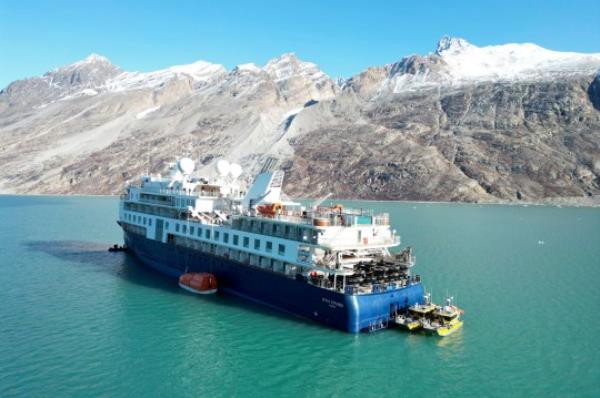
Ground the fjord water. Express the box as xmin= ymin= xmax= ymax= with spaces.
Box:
xmin=1 ymin=196 xmax=599 ymax=397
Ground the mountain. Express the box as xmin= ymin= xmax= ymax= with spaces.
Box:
xmin=1 ymin=37 xmax=599 ymax=204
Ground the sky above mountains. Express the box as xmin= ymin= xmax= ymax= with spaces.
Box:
xmin=1 ymin=0 xmax=599 ymax=88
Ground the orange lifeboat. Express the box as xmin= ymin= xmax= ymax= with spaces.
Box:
xmin=256 ymin=202 xmax=283 ymax=217
xmin=178 ymin=272 xmax=218 ymax=294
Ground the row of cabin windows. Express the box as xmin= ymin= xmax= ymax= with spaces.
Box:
xmin=172 ymin=238 xmax=301 ymax=277
xmin=123 ymin=212 xmax=288 ymax=257
xmin=125 ymin=213 xmax=152 ymax=226
xmin=232 ymin=217 xmax=317 ymax=244
xmin=170 ymin=221 xmax=286 ymax=256
xmin=124 ymin=213 xmax=286 ymax=256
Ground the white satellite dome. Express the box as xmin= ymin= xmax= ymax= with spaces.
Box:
xmin=230 ymin=163 xmax=243 ymax=179
xmin=178 ymin=158 xmax=195 ymax=175
xmin=216 ymin=159 xmax=231 ymax=177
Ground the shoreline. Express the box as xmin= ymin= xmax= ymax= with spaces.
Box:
xmin=1 ymin=193 xmax=598 ymax=208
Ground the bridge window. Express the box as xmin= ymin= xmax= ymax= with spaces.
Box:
xmin=254 ymin=239 xmax=260 ymax=250
xmin=197 ymin=228 xmax=202 ymax=237
xmin=176 ymin=224 xmax=180 ymax=232
xmin=233 ymin=235 xmax=239 ymax=245
xmin=224 ymin=233 xmax=229 ymax=243
xmin=190 ymin=226 xmax=195 ymax=235
xmin=266 ymin=241 xmax=272 ymax=253
xmin=182 ymin=225 xmax=187 ymax=233
xmin=205 ymin=229 xmax=211 ymax=239
xmin=243 ymin=237 xmax=249 ymax=248
xmin=214 ymin=231 xmax=220 ymax=241
xmin=278 ymin=244 xmax=285 ymax=255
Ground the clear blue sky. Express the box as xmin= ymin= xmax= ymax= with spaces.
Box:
xmin=1 ymin=0 xmax=599 ymax=88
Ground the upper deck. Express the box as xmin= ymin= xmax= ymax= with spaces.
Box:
xmin=121 ymin=158 xmax=400 ymax=252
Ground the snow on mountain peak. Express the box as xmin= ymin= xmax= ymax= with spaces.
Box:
xmin=264 ymin=52 xmax=328 ymax=83
xmin=105 ymin=59 xmax=226 ymax=92
xmin=167 ymin=60 xmax=226 ymax=81
xmin=232 ymin=63 xmax=262 ymax=74
xmin=386 ymin=37 xmax=600 ymax=93
xmin=83 ymin=53 xmax=111 ymax=64
xmin=436 ymin=36 xmax=473 ymax=55
xmin=64 ymin=53 xmax=115 ymax=70
xmin=438 ymin=40 xmax=600 ymax=82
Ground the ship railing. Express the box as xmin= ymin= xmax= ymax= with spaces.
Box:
xmin=317 ymin=235 xmax=400 ymax=248
xmin=246 ymin=210 xmax=390 ymax=228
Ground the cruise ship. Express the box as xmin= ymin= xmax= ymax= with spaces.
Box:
xmin=117 ymin=158 xmax=427 ymax=333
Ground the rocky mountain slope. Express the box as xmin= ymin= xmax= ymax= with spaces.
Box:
xmin=1 ymin=37 xmax=599 ymax=203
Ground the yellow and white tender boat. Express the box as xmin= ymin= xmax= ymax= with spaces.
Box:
xmin=395 ymin=294 xmax=464 ymax=337
xmin=395 ymin=293 xmax=437 ymax=331
xmin=422 ymin=296 xmax=464 ymax=337
xmin=435 ymin=318 xmax=464 ymax=337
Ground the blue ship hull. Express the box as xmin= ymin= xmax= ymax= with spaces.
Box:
xmin=124 ymin=231 xmax=425 ymax=333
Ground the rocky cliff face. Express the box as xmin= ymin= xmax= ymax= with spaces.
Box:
xmin=1 ymin=38 xmax=599 ymax=203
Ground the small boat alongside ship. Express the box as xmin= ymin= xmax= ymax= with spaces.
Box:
xmin=117 ymin=157 xmax=464 ymax=334
xmin=394 ymin=294 xmax=464 ymax=337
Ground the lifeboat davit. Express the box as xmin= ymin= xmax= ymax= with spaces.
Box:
xmin=178 ymin=272 xmax=218 ymax=294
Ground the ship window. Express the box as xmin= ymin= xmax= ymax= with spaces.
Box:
xmin=214 ymin=231 xmax=220 ymax=241
xmin=205 ymin=229 xmax=211 ymax=239
xmin=254 ymin=239 xmax=260 ymax=250
xmin=266 ymin=241 xmax=273 ymax=252
xmin=278 ymin=244 xmax=285 ymax=255
xmin=233 ymin=235 xmax=239 ymax=245
xmin=243 ymin=237 xmax=249 ymax=248
xmin=190 ymin=226 xmax=194 ymax=235
xmin=285 ymin=225 xmax=291 ymax=236
xmin=197 ymin=228 xmax=202 ymax=237
xmin=143 ymin=217 xmax=147 ymax=225
xmin=166 ymin=222 xmax=169 ymax=230
xmin=149 ymin=219 xmax=152 ymax=226
xmin=182 ymin=225 xmax=187 ymax=233
xmin=224 ymin=233 xmax=229 ymax=243
xmin=176 ymin=224 xmax=180 ymax=232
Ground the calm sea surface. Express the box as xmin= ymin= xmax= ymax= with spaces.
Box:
xmin=0 ymin=195 xmax=599 ymax=397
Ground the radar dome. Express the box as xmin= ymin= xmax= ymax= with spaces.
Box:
xmin=178 ymin=158 xmax=195 ymax=175
xmin=216 ymin=160 xmax=231 ymax=176
xmin=230 ymin=163 xmax=243 ymax=179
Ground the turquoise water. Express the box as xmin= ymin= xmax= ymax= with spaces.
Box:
xmin=1 ymin=196 xmax=599 ymax=397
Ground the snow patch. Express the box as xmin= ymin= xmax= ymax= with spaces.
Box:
xmin=80 ymin=88 xmax=98 ymax=96
xmin=234 ymin=63 xmax=262 ymax=73
xmin=136 ymin=106 xmax=161 ymax=119
xmin=106 ymin=61 xmax=226 ymax=92
xmin=58 ymin=88 xmax=100 ymax=101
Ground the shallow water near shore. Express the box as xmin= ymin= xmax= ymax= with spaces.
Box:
xmin=1 ymin=195 xmax=599 ymax=397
